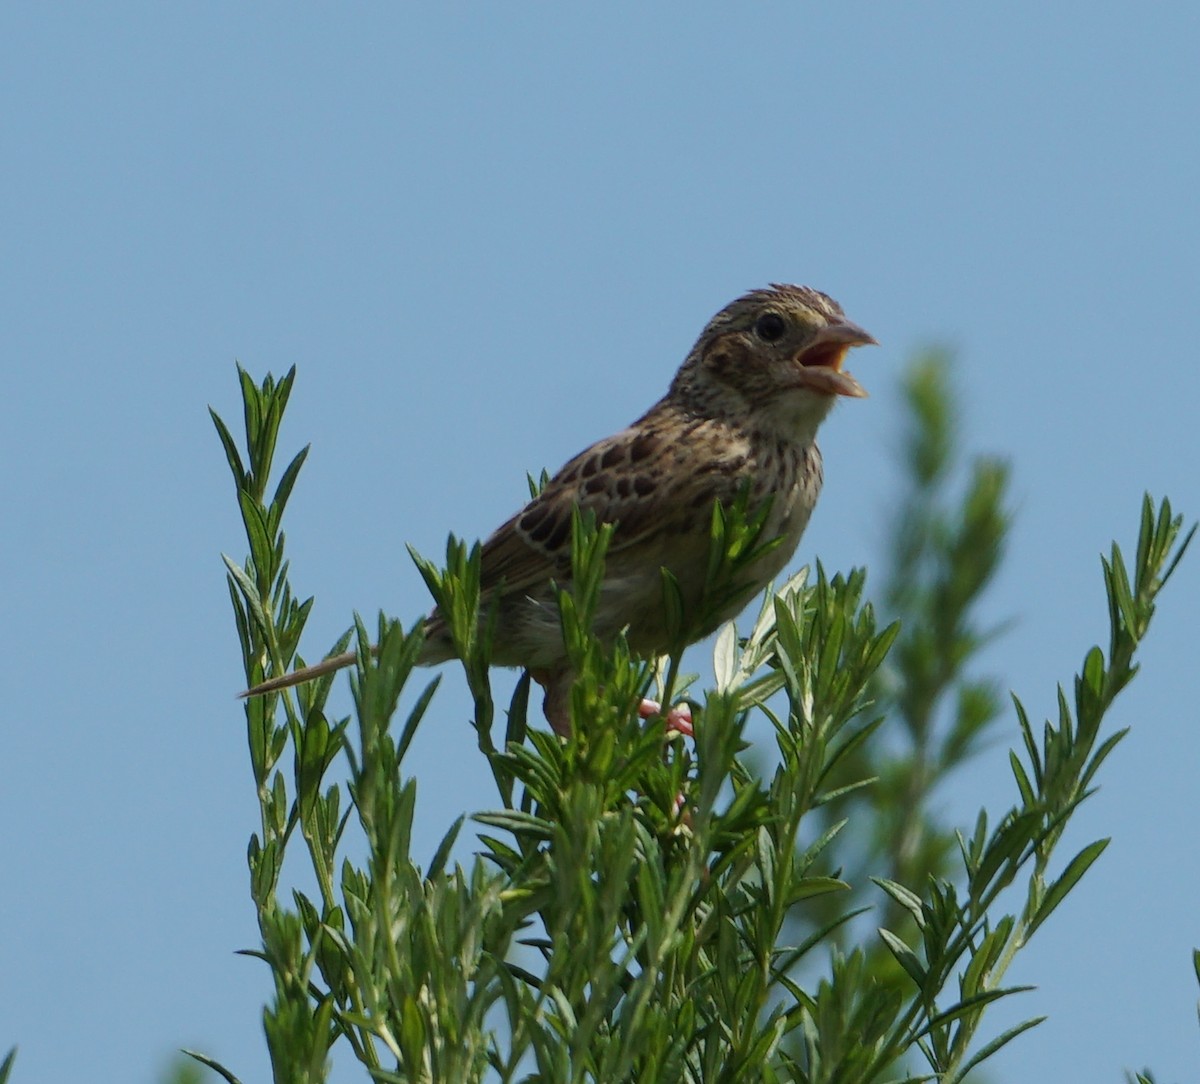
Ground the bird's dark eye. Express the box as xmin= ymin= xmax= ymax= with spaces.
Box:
xmin=754 ymin=312 xmax=787 ymax=342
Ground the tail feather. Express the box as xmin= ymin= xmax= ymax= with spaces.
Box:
xmin=239 ymin=650 xmax=359 ymax=698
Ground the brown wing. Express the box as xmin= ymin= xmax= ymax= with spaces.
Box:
xmin=475 ymin=408 xmax=747 ymax=602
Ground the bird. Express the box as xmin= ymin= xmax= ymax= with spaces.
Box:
xmin=242 ymin=284 xmax=875 ymax=735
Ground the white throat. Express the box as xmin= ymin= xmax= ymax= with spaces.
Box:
xmin=752 ymin=389 xmax=838 ymax=447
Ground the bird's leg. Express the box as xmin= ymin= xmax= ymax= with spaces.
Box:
xmin=529 ymin=667 xmax=573 ymax=738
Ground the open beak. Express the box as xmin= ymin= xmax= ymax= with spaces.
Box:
xmin=793 ymin=319 xmax=876 ymax=398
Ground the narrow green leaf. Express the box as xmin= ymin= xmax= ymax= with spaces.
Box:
xmin=275 ymin=364 xmax=297 ymax=417
xmin=812 ymin=776 xmax=878 ymax=807
xmin=1160 ymin=521 xmax=1195 ymax=589
xmin=787 ymin=876 xmax=850 ymax=903
xmin=505 ymin=669 xmax=531 ymax=751
xmin=222 ymin=555 xmax=270 ymax=637
xmin=879 ymin=927 xmax=926 ymax=987
xmin=951 ymin=1016 xmax=1046 ymax=1081
xmin=1108 ymin=547 xmax=1139 ymax=639
xmin=209 ymin=406 xmax=247 ymax=488
xmin=1080 ymin=644 xmax=1105 ymax=699
xmin=238 ymin=367 xmax=265 ymax=486
xmin=713 ymin=621 xmax=738 ymax=691
xmin=873 ymin=878 xmax=926 ymax=928
xmin=772 ymin=907 xmax=870 ymax=973
xmin=968 ymin=810 xmax=988 ymax=867
xmin=182 ymin=1049 xmax=246 ymax=1084
xmin=473 ymin=810 xmax=555 ymax=840
xmin=238 ymin=490 xmax=274 ymax=579
xmin=407 ymin=542 xmax=444 ymax=601
xmin=973 ymin=810 xmax=1043 ymax=894
xmin=659 ymin=568 xmax=686 ymax=650
xmin=270 ymin=443 xmax=310 ymax=518
xmin=917 ymin=984 xmax=1035 ymax=1036
xmin=427 ymin=816 xmax=464 ymax=880
xmin=1135 ymin=494 xmax=1154 ymax=579
xmin=1079 ymin=727 xmax=1129 ymax=791
xmin=756 ymin=825 xmax=776 ymax=908
xmin=959 ymin=917 xmax=1014 ymax=996
xmin=1028 ymin=838 xmax=1110 ymax=937
xmin=1009 ymin=750 xmax=1035 ymax=806
xmin=819 ymin=715 xmax=885 ymax=783
xmin=396 ymin=676 xmax=441 ymax=766
xmin=863 ymin=619 xmax=901 ymax=675
xmin=1012 ymin=694 xmax=1043 ymax=786
xmin=796 ymin=818 xmax=848 ymax=871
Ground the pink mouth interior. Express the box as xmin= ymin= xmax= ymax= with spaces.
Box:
xmin=799 ymin=344 xmax=850 ymax=371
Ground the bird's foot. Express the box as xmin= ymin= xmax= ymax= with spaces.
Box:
xmin=530 ymin=669 xmax=695 ymax=738
xmin=638 ymin=698 xmax=694 ymax=737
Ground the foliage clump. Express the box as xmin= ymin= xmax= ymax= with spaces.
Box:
xmin=190 ymin=362 xmax=1191 ymax=1083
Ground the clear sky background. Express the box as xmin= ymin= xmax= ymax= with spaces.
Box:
xmin=2 ymin=5 xmax=1198 ymax=1082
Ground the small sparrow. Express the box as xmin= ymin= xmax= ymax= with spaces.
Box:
xmin=244 ymin=284 xmax=875 ymax=735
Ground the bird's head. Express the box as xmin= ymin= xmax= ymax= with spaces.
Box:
xmin=671 ymin=284 xmax=876 ymax=442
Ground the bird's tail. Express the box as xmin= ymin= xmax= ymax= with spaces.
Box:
xmin=239 ymin=649 xmax=363 ymax=698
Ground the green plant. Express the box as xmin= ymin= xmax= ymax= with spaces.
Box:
xmin=197 ymin=363 xmax=1191 ymax=1083
xmin=798 ymin=352 xmax=1012 ymax=974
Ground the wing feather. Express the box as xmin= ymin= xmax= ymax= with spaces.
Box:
xmin=475 ymin=411 xmax=747 ymax=601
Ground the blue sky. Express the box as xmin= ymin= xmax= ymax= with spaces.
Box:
xmin=2 ymin=5 xmax=1198 ymax=1081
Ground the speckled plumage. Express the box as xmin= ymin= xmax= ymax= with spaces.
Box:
xmin=420 ymin=403 xmax=826 ymax=671
xmin=244 ymin=284 xmax=875 ymax=734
